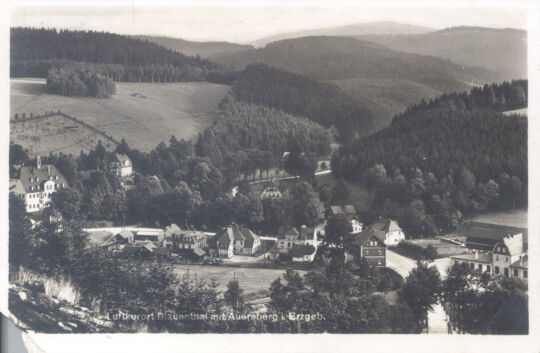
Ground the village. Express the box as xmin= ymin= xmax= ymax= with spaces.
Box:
xmin=10 ymin=152 xmax=529 ymax=295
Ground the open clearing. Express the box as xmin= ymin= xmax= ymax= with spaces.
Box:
xmin=11 ymin=78 xmax=229 ymax=152
xmin=10 ymin=113 xmax=117 ymax=156
xmin=173 ymin=264 xmax=303 ymax=295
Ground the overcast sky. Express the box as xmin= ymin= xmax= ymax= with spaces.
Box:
xmin=10 ymin=1 xmax=529 ymax=43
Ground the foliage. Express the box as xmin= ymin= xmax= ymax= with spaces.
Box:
xmin=324 ymin=214 xmax=352 ymax=246
xmin=47 ymin=67 xmax=116 ymax=98
xmin=390 ymin=241 xmax=438 ymax=261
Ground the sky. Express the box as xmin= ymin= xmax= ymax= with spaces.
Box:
xmin=10 ymin=1 xmax=530 ymax=43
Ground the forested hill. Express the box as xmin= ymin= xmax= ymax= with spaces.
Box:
xmin=10 ymin=28 xmax=218 ymax=81
xmin=357 ymin=27 xmax=527 ymax=81
xmin=231 ymin=64 xmax=384 ymax=141
xmin=132 ymin=35 xmax=253 ymax=58
xmin=212 ymin=36 xmax=497 ymax=92
xmin=331 ymin=80 xmax=527 ymax=235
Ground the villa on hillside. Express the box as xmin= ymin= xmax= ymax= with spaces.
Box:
xmin=344 ymin=229 xmax=387 ymax=267
xmin=109 ymin=153 xmax=133 ymax=177
xmin=10 ymin=156 xmax=68 ymax=213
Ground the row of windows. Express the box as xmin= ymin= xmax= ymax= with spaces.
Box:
xmin=461 ymin=261 xmax=527 ymax=279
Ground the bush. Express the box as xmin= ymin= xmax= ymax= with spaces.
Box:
xmin=390 ymin=241 xmax=438 ymax=261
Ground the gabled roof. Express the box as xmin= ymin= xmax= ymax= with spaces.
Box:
xmin=348 ymin=229 xmax=386 ymax=247
xmin=298 ymin=226 xmax=316 ymax=240
xmin=216 ymin=228 xmax=235 ymax=249
xmin=497 ymin=233 xmax=524 ymax=256
xmin=19 ymin=164 xmax=67 ymax=193
xmin=330 ymin=205 xmax=356 ymax=216
xmin=371 ymin=218 xmax=402 ymax=233
xmin=277 ymin=226 xmax=299 ymax=239
xmin=9 ymin=179 xmax=25 ymax=195
xmin=233 ymin=228 xmax=260 ymax=248
xmin=88 ymin=230 xmax=115 ymax=247
xmin=164 ymin=223 xmax=181 ymax=238
xmin=113 ymin=153 xmax=131 ymax=166
xmin=117 ymin=230 xmax=134 ymax=240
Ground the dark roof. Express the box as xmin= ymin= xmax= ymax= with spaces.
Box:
xmin=234 ymin=228 xmax=260 ymax=248
xmin=370 ymin=218 xmax=402 ymax=233
xmin=348 ymin=230 xmax=386 ymax=247
xmin=277 ymin=226 xmax=299 ymax=239
xmin=452 ymin=252 xmax=492 ymax=263
xmin=298 ymin=226 xmax=316 ymax=240
xmin=465 ymin=222 xmax=528 ymax=244
xmin=117 ymin=230 xmax=134 ymax=239
xmin=19 ymin=164 xmax=68 ymax=193
xmin=216 ymin=228 xmax=235 ymax=249
xmin=289 ymin=244 xmax=316 ymax=257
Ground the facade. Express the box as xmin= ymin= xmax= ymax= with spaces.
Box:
xmin=345 ymin=229 xmax=387 ymax=267
xmin=370 ymin=218 xmax=405 ymax=246
xmin=277 ymin=226 xmax=319 ymax=254
xmin=329 ymin=205 xmax=363 ymax=234
xmin=13 ymin=156 xmax=68 ymax=213
xmin=109 ymin=153 xmax=133 ymax=177
xmin=215 ymin=227 xmax=261 ymax=258
xmin=451 ymin=232 xmax=528 ymax=280
xmin=172 ymin=231 xmax=207 ymax=251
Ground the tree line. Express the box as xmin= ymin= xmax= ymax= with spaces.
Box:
xmin=231 ymin=63 xmax=384 ymax=141
xmin=332 ymin=80 xmax=527 ymax=235
xmin=10 ymin=27 xmax=218 ymax=83
xmin=47 ymin=67 xmax=116 ymax=98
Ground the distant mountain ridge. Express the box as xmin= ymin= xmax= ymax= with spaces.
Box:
xmin=356 ymin=26 xmax=527 ymax=80
xmin=212 ymin=36 xmax=498 ymax=92
xmin=132 ymin=35 xmax=253 ymax=58
xmin=252 ymin=21 xmax=433 ymax=47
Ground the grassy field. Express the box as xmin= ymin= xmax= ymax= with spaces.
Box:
xmin=472 ymin=209 xmax=527 ymax=228
xmin=173 ymin=264 xmax=302 ymax=295
xmin=10 ymin=113 xmax=118 ymax=156
xmin=11 ymin=78 xmax=229 ymax=152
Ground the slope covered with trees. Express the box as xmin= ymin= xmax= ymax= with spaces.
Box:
xmin=332 ymin=80 xmax=527 ymax=235
xmin=11 ymin=27 xmax=218 ymax=82
xmin=231 ymin=64 xmax=383 ymax=140
xmin=47 ymin=67 xmax=116 ymax=98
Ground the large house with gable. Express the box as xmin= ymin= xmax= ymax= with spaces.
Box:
xmin=214 ymin=227 xmax=261 ymax=258
xmin=344 ymin=229 xmax=387 ymax=267
xmin=11 ymin=156 xmax=68 ymax=213
xmin=369 ymin=217 xmax=405 ymax=246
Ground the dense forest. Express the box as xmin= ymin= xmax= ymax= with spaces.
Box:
xmin=10 ymin=28 xmax=218 ymax=82
xmin=232 ymin=64 xmax=383 ymax=141
xmin=332 ymin=80 xmax=527 ymax=235
xmin=47 ymin=67 xmax=116 ymax=98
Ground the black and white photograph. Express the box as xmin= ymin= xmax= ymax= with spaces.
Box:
xmin=1 ymin=0 xmax=538 ymax=351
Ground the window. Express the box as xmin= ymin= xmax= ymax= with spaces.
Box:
xmin=524 ymin=271 xmax=528 ymax=278
xmin=504 ymin=268 xmax=509 ymax=277
xmin=478 ymin=264 xmax=483 ymax=272
xmin=514 ymin=269 xmax=518 ymax=277
xmin=496 ymin=255 xmax=499 ymax=261
xmin=505 ymin=257 xmax=508 ymax=263
xmin=487 ymin=265 xmax=491 ymax=273
xmin=470 ymin=263 xmax=474 ymax=269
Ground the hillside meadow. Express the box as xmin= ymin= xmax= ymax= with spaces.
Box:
xmin=11 ymin=78 xmax=229 ymax=152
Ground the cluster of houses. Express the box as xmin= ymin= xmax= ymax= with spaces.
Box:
xmin=451 ymin=222 xmax=528 ymax=280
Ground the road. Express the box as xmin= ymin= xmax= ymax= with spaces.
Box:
xmin=385 ymin=250 xmax=452 ymax=334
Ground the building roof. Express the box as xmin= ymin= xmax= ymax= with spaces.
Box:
xmin=511 ymin=255 xmax=528 ymax=269
xmin=216 ymin=227 xmax=260 ymax=249
xmin=164 ymin=223 xmax=181 ymax=238
xmin=451 ymin=252 xmax=493 ymax=263
xmin=19 ymin=163 xmax=68 ymax=193
xmin=117 ymin=230 xmax=134 ymax=240
xmin=113 ymin=153 xmax=131 ymax=166
xmin=216 ymin=228 xmax=235 ymax=249
xmin=370 ymin=218 xmax=402 ymax=234
xmin=175 ymin=231 xmax=206 ymax=244
xmin=193 ymin=248 xmax=207 ymax=257
xmin=289 ymin=244 xmax=316 ymax=257
xmin=298 ymin=226 xmax=316 ymax=240
xmin=465 ymin=222 xmax=528 ymax=244
xmin=499 ymin=233 xmax=524 ymax=256
xmin=347 ymin=229 xmax=386 ymax=247
xmin=277 ymin=226 xmax=299 ymax=239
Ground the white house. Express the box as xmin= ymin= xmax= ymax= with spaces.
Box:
xmin=109 ymin=153 xmax=133 ymax=177
xmin=370 ymin=218 xmax=405 ymax=246
xmin=12 ymin=156 xmax=68 ymax=213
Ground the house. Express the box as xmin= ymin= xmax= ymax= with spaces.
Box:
xmin=345 ymin=229 xmax=387 ymax=267
xmin=370 ymin=217 xmax=405 ymax=246
xmin=109 ymin=153 xmax=133 ymax=177
xmin=171 ymin=230 xmax=207 ymax=251
xmin=13 ymin=156 xmax=68 ymax=213
xmin=463 ymin=222 xmax=528 ymax=251
xmin=122 ymin=242 xmax=157 ymax=258
xmin=329 ymin=205 xmax=363 ymax=234
xmin=260 ymin=186 xmax=283 ymax=200
xmin=276 ymin=225 xmax=320 ymax=257
xmin=265 ymin=246 xmax=281 ymax=261
xmin=133 ymin=229 xmax=164 ymax=244
xmin=290 ymin=245 xmax=317 ymax=263
xmin=451 ymin=232 xmax=528 ymax=280
xmin=87 ymin=229 xmax=134 ymax=251
xmin=214 ymin=227 xmax=261 ymax=258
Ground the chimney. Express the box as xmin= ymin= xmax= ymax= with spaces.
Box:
xmin=475 ymin=250 xmax=478 ymax=259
